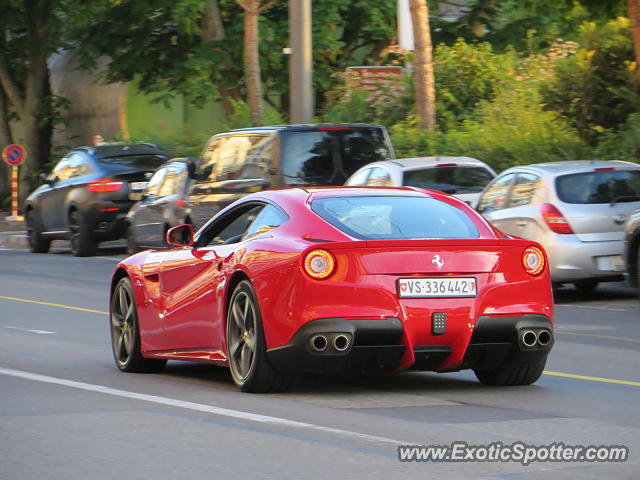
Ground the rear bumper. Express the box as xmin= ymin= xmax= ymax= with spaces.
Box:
xmin=543 ymin=235 xmax=625 ymax=283
xmin=266 ymin=314 xmax=553 ymax=374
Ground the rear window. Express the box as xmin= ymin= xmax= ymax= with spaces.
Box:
xmin=280 ymin=127 xmax=393 ymax=186
xmin=403 ymin=166 xmax=495 ymax=193
xmin=556 ymin=170 xmax=640 ymax=204
xmin=98 ymin=154 xmax=168 ymax=171
xmin=311 ymin=195 xmax=479 ymax=240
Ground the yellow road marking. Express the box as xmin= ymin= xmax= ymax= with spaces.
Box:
xmin=555 ymin=331 xmax=640 ymax=343
xmin=1 ymin=296 xmax=639 ymax=387
xmin=543 ymin=370 xmax=640 ymax=387
xmin=0 ymin=295 xmax=108 ymax=315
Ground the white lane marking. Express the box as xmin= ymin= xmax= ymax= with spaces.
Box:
xmin=1 ymin=326 xmax=57 ymax=335
xmin=0 ymin=367 xmax=405 ymax=445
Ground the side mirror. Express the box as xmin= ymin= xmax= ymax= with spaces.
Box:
xmin=40 ymin=173 xmax=54 ymax=185
xmin=166 ymin=224 xmax=195 ymax=247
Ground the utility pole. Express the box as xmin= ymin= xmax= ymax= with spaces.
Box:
xmin=289 ymin=0 xmax=313 ymax=124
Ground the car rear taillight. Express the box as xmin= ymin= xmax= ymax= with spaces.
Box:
xmin=436 ymin=163 xmax=457 ymax=168
xmin=318 ymin=126 xmax=349 ymax=131
xmin=522 ymin=246 xmax=545 ymax=276
xmin=594 ymin=167 xmax=614 ymax=171
xmin=541 ymin=203 xmax=574 ymax=234
xmin=177 ymin=199 xmax=187 ymax=208
xmin=303 ymin=250 xmax=336 ymax=279
xmin=87 ymin=178 xmax=124 ymax=193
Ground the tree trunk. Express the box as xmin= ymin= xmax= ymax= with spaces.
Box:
xmin=243 ymin=2 xmax=264 ymax=125
xmin=629 ymin=0 xmax=640 ymax=73
xmin=0 ymin=88 xmax=12 ymax=203
xmin=409 ymin=0 xmax=436 ymax=131
xmin=201 ymin=0 xmax=225 ymax=42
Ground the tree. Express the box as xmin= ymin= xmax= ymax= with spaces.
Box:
xmin=0 ymin=0 xmax=61 ymax=205
xmin=236 ymin=0 xmax=276 ymax=125
xmin=629 ymin=0 xmax=640 ymax=71
xmin=409 ymin=0 xmax=436 ymax=131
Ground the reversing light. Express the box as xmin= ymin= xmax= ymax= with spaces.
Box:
xmin=88 ymin=178 xmax=124 ymax=193
xmin=541 ymin=203 xmax=574 ymax=234
xmin=303 ymin=250 xmax=336 ymax=279
xmin=522 ymin=246 xmax=545 ymax=276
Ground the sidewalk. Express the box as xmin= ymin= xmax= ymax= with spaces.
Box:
xmin=0 ymin=214 xmax=28 ymax=249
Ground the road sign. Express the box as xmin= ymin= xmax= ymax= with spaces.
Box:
xmin=2 ymin=144 xmax=27 ymax=166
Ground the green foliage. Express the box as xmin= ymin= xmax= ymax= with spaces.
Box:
xmin=391 ymin=90 xmax=587 ymax=171
xmin=434 ymin=39 xmax=517 ymax=126
xmin=595 ymin=114 xmax=640 ymax=161
xmin=221 ymin=99 xmax=284 ymax=130
xmin=541 ymin=17 xmax=640 ymax=146
xmin=121 ymin=130 xmax=211 ymax=158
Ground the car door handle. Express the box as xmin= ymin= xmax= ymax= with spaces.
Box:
xmin=517 ymin=221 xmax=527 ymax=227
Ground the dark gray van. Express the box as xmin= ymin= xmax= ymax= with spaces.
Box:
xmin=186 ymin=124 xmax=395 ymax=228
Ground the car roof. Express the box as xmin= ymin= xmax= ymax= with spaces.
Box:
xmin=74 ymin=143 xmax=168 ymax=160
xmin=228 ymin=123 xmax=386 ymax=133
xmin=502 ymin=160 xmax=640 ymax=177
xmin=351 ymin=156 xmax=493 ymax=171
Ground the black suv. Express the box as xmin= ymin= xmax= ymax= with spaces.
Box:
xmin=24 ymin=143 xmax=169 ymax=256
xmin=186 ymin=124 xmax=395 ymax=228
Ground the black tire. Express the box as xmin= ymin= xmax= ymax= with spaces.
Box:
xmin=110 ymin=277 xmax=167 ymax=373
xmin=474 ymin=358 xmax=546 ymax=386
xmin=573 ymin=280 xmax=599 ymax=294
xmin=25 ymin=209 xmax=50 ymax=253
xmin=226 ymin=280 xmax=292 ymax=393
xmin=68 ymin=210 xmax=96 ymax=257
xmin=126 ymin=223 xmax=140 ymax=255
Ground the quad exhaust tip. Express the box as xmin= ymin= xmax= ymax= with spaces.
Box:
xmin=537 ymin=329 xmax=552 ymax=347
xmin=310 ymin=334 xmax=328 ymax=352
xmin=521 ymin=330 xmax=538 ymax=348
xmin=333 ymin=334 xmax=350 ymax=352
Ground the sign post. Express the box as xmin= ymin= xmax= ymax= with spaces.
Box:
xmin=2 ymin=144 xmax=27 ymax=222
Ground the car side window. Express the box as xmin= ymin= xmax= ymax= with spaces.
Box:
xmin=202 ymin=204 xmax=265 ymax=246
xmin=197 ymin=137 xmax=222 ymax=180
xmin=243 ymin=204 xmax=288 ymax=240
xmin=366 ymin=167 xmax=392 ymax=186
xmin=49 ymin=156 xmax=74 ymax=182
xmin=509 ymin=173 xmax=539 ymax=207
xmin=477 ymin=173 xmax=516 ymax=213
xmin=157 ymin=164 xmax=187 ymax=197
xmin=345 ymin=168 xmax=371 ymax=186
xmin=66 ymin=153 xmax=93 ymax=179
xmin=145 ymin=167 xmax=168 ymax=198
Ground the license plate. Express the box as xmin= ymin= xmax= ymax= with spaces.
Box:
xmin=398 ymin=277 xmax=477 ymax=298
xmin=595 ymin=255 xmax=625 ymax=272
xmin=130 ymin=181 xmax=147 ymax=191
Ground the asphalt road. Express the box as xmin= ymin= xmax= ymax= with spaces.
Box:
xmin=0 ymin=245 xmax=638 ymax=479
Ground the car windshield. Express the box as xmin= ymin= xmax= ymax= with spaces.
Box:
xmin=280 ymin=127 xmax=393 ymax=186
xmin=555 ymin=169 xmax=640 ymax=204
xmin=98 ymin=154 xmax=168 ymax=171
xmin=403 ymin=166 xmax=495 ymax=193
xmin=311 ymin=195 xmax=479 ymax=240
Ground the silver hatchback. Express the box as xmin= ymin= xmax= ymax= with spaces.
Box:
xmin=477 ymin=160 xmax=640 ymax=291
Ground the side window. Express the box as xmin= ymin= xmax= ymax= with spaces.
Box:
xmin=67 ymin=153 xmax=93 ymax=179
xmin=477 ymin=173 xmax=516 ymax=213
xmin=145 ymin=167 xmax=168 ymax=198
xmin=509 ymin=173 xmax=539 ymax=207
xmin=197 ymin=137 xmax=222 ymax=181
xmin=345 ymin=168 xmax=371 ymax=186
xmin=49 ymin=157 xmax=72 ymax=182
xmin=242 ymin=135 xmax=274 ymax=180
xmin=204 ymin=204 xmax=265 ymax=246
xmin=243 ymin=204 xmax=288 ymax=240
xmin=214 ymin=135 xmax=252 ymax=181
xmin=157 ymin=165 xmax=187 ymax=197
xmin=366 ymin=167 xmax=392 ymax=186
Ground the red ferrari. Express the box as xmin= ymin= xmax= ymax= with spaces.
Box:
xmin=110 ymin=187 xmax=554 ymax=392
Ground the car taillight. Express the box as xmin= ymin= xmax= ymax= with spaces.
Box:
xmin=436 ymin=163 xmax=457 ymax=168
xmin=541 ymin=203 xmax=574 ymax=234
xmin=303 ymin=250 xmax=336 ymax=279
xmin=177 ymin=198 xmax=187 ymax=208
xmin=88 ymin=178 xmax=124 ymax=193
xmin=522 ymin=246 xmax=545 ymax=276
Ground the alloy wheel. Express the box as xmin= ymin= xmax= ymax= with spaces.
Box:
xmin=111 ymin=283 xmax=135 ymax=367
xmin=227 ymin=291 xmax=257 ymax=381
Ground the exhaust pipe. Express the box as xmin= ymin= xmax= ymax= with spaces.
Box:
xmin=333 ymin=334 xmax=350 ymax=352
xmin=537 ymin=329 xmax=552 ymax=347
xmin=310 ymin=334 xmax=328 ymax=352
xmin=521 ymin=330 xmax=538 ymax=348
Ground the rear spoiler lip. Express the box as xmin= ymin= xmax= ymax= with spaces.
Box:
xmin=301 ymin=237 xmax=543 ymax=250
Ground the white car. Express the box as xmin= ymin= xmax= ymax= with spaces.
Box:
xmin=344 ymin=157 xmax=497 ymax=207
